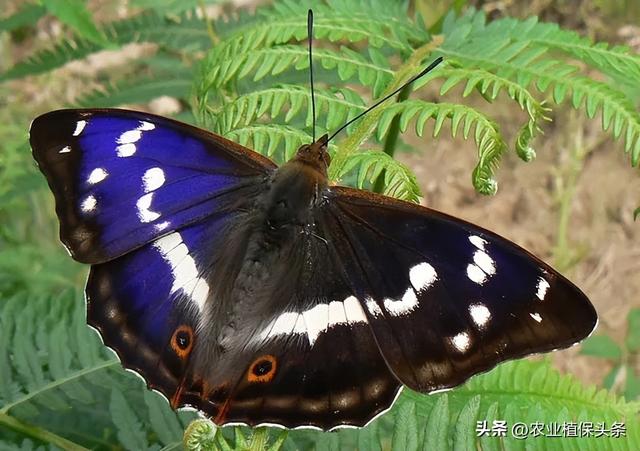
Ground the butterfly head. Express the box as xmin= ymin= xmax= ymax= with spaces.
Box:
xmin=293 ymin=134 xmax=330 ymax=176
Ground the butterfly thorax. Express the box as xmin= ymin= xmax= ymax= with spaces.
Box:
xmin=198 ymin=141 xmax=331 ymax=371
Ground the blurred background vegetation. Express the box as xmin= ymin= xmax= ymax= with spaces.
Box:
xmin=1 ymin=0 xmax=640 ymax=449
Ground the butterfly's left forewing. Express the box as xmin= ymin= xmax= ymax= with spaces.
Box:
xmin=323 ymin=186 xmax=597 ymax=393
xmin=30 ymin=109 xmax=276 ymax=263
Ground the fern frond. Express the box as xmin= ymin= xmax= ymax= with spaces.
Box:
xmin=75 ymin=71 xmax=192 ymax=107
xmin=440 ymin=8 xmax=640 ymax=168
xmin=0 ymin=292 xmax=195 ymax=448
xmin=491 ymin=16 xmax=640 ymax=82
xmin=0 ymin=3 xmax=46 ymax=33
xmin=0 ymin=11 xmax=208 ymax=82
xmin=212 ymin=0 xmax=420 ymax=60
xmin=199 ymin=46 xmax=393 ymax=108
xmin=399 ymin=359 xmax=640 ymax=449
xmin=418 ymin=65 xmax=550 ymax=161
xmin=336 ymin=150 xmax=422 ymax=202
xmin=224 ymin=124 xmax=335 ymax=164
xmin=196 ymin=0 xmax=426 ymax=100
xmin=209 ymin=84 xmax=365 ymax=137
xmin=376 ymin=100 xmax=506 ymax=194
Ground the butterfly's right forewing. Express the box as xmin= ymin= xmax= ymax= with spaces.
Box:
xmin=324 ymin=186 xmax=597 ymax=393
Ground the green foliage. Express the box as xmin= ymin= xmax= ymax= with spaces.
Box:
xmin=0 ymin=3 xmax=46 ymax=33
xmin=41 ymin=0 xmax=111 ymax=47
xmin=0 ymin=291 xmax=196 ymax=449
xmin=194 ymin=0 xmax=640 ymax=197
xmin=2 ymin=0 xmax=640 ymax=449
xmin=581 ymin=335 xmax=623 ymax=360
xmin=581 ymin=309 xmax=640 ymax=401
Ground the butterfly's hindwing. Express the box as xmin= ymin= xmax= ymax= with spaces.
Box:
xmin=86 ymin=214 xmax=243 ymax=402
xmin=30 ymin=109 xmax=276 ymax=264
xmin=178 ymin=218 xmax=400 ymax=429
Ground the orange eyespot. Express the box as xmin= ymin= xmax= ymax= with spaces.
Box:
xmin=170 ymin=325 xmax=194 ymax=358
xmin=247 ymin=354 xmax=277 ymax=383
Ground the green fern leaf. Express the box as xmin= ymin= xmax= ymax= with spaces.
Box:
xmin=423 ymin=394 xmax=450 ymax=450
xmin=439 ymin=8 xmax=640 ymax=170
xmin=209 ymin=84 xmax=365 ymax=137
xmin=391 ymin=401 xmax=418 ymax=451
xmin=224 ymin=124 xmax=335 ymax=164
xmin=401 ymin=359 xmax=640 ymax=450
xmin=451 ymin=396 xmax=480 ymax=451
xmin=336 ymin=150 xmax=422 ymax=202
xmin=0 ymin=12 xmax=208 ymax=82
xmin=200 ymin=45 xmax=393 ymax=99
xmin=42 ymin=0 xmax=111 ymax=47
xmin=376 ymin=100 xmax=505 ymax=194
xmin=0 ymin=292 xmax=195 ymax=448
xmin=110 ymin=389 xmax=149 ymax=450
xmin=143 ymin=390 xmax=185 ymax=446
xmin=0 ymin=3 xmax=46 ymax=33
xmin=75 ymin=71 xmax=193 ymax=108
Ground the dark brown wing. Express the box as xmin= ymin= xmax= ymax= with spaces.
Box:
xmin=321 ymin=186 xmax=597 ymax=393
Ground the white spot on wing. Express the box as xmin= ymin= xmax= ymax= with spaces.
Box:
xmin=87 ymin=167 xmax=108 ymax=184
xmin=115 ymin=121 xmax=155 ymax=158
xmin=136 ymin=192 xmax=161 ymax=222
xmin=530 ymin=312 xmax=542 ymax=323
xmin=469 ymin=235 xmax=487 ymax=250
xmin=365 ymin=297 xmax=383 ymax=317
xmin=138 ymin=121 xmax=155 ymax=131
xmin=343 ymin=296 xmax=367 ymax=324
xmin=73 ymin=120 xmax=87 ymax=136
xmin=383 ymin=287 xmax=418 ymax=316
xmin=473 ymin=250 xmax=496 ymax=275
xmin=59 ymin=146 xmax=71 ymax=154
xmin=257 ymin=297 xmax=367 ymax=346
xmin=409 ymin=262 xmax=437 ymax=292
xmin=142 ymin=167 xmax=165 ymax=193
xmin=293 ymin=314 xmax=306 ymax=335
xmin=329 ymin=301 xmax=348 ymax=326
xmin=466 ymin=264 xmax=487 ymax=285
xmin=450 ymin=332 xmax=471 ymax=352
xmin=264 ymin=312 xmax=301 ymax=338
xmin=302 ymin=303 xmax=330 ymax=346
xmin=116 ymin=143 xmax=136 ymax=157
xmin=117 ymin=129 xmax=142 ymax=144
xmin=80 ymin=195 xmax=97 ymax=212
xmin=536 ymin=277 xmax=550 ymax=301
xmin=469 ymin=303 xmax=491 ymax=328
xmin=153 ymin=232 xmax=209 ymax=311
xmin=155 ymin=221 xmax=170 ymax=232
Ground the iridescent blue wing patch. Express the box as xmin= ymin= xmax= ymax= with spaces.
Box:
xmin=87 ymin=218 xmax=228 ymax=399
xmin=30 ymin=109 xmax=276 ymax=263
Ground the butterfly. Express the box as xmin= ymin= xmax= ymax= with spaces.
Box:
xmin=29 ymin=11 xmax=596 ymax=432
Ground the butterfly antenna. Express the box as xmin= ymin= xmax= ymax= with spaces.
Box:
xmin=326 ymin=56 xmax=444 ymax=143
xmin=308 ymin=9 xmax=317 ymax=142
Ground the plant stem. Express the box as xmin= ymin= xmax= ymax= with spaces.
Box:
xmin=198 ymin=0 xmax=220 ymax=45
xmin=0 ymin=359 xmax=119 ymax=414
xmin=552 ymin=111 xmax=608 ymax=271
xmin=372 ymin=84 xmax=412 ymax=194
xmin=0 ymin=413 xmax=88 ymax=451
xmin=328 ymin=36 xmax=443 ymax=182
